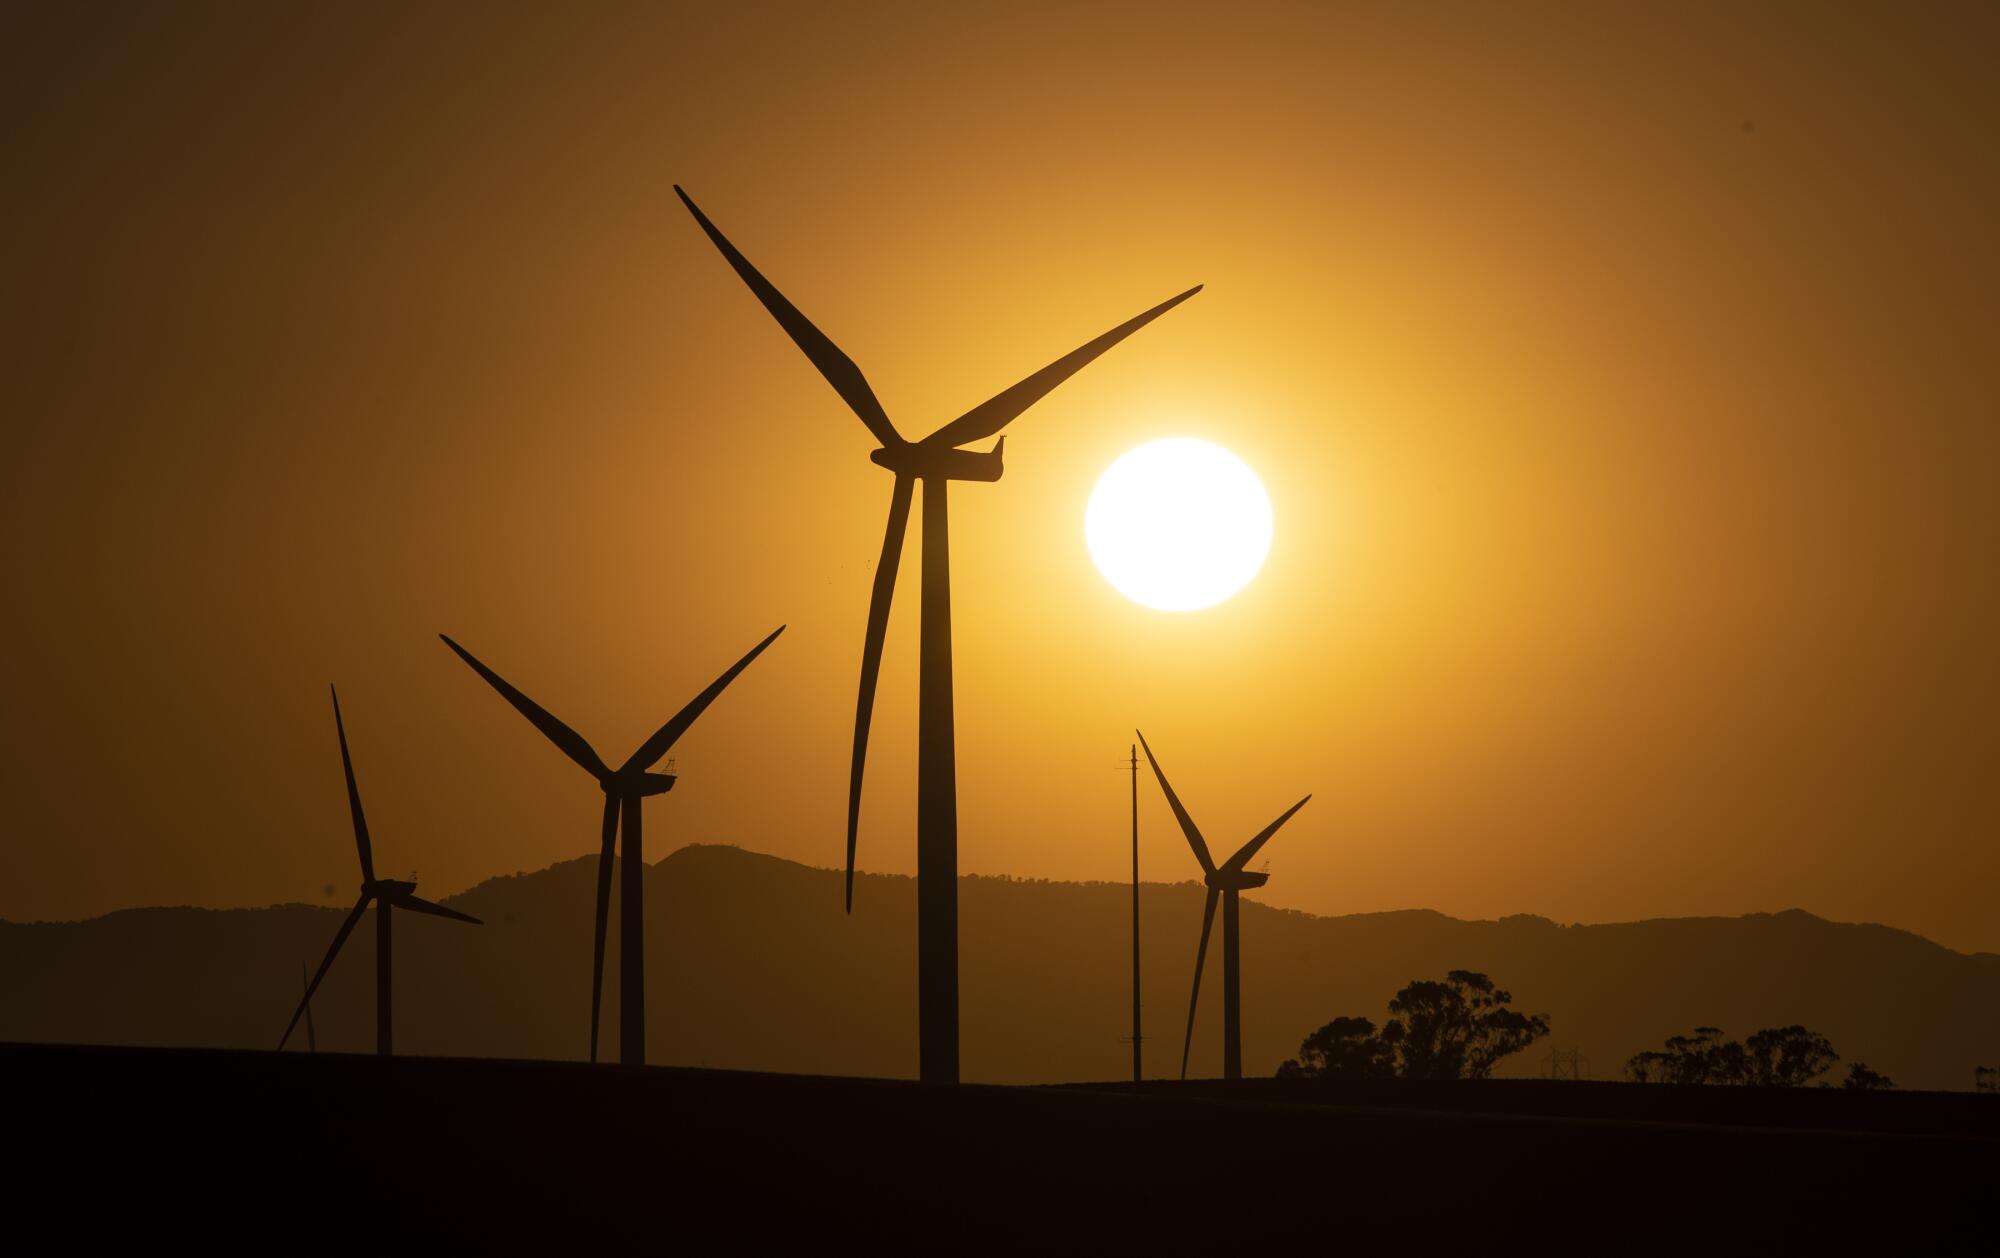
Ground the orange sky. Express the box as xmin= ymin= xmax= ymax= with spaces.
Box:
xmin=4 ymin=3 xmax=1996 ymax=951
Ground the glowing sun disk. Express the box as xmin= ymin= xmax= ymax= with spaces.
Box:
xmin=1086 ymin=438 xmax=1272 ymax=611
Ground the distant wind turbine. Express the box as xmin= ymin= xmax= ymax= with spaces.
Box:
xmin=679 ymin=184 xmax=1199 ymax=1083
xmin=1138 ymin=730 xmax=1309 ymax=1081
xmin=280 ymin=687 xmax=482 ymax=1056
xmin=440 ymin=626 xmax=783 ymax=1065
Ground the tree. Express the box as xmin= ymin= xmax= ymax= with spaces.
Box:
xmin=1624 ymin=1051 xmax=1664 ymax=1084
xmin=1626 ymin=1025 xmax=1842 ymax=1087
xmin=1626 ymin=1026 xmax=1743 ymax=1085
xmin=1381 ymin=970 xmax=1551 ymax=1080
xmin=1842 ymin=1061 xmax=1894 ymax=1091
xmin=1277 ymin=1016 xmax=1395 ymax=1081
xmin=1278 ymin=971 xmax=1550 ymax=1082
xmin=1742 ymin=1025 xmax=1838 ymax=1088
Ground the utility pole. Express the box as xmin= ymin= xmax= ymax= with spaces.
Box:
xmin=301 ymin=962 xmax=316 ymax=1053
xmin=1129 ymin=743 xmax=1143 ymax=1082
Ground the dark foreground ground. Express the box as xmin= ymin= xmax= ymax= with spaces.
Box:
xmin=7 ymin=1042 xmax=1996 ymax=1251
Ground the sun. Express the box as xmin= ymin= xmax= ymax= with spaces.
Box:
xmin=1086 ymin=438 xmax=1272 ymax=611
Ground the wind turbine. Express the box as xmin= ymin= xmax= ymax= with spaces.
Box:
xmin=1138 ymin=730 xmax=1309 ymax=1081
xmin=280 ymin=687 xmax=482 ymax=1056
xmin=439 ymin=625 xmax=783 ymax=1065
xmin=678 ymin=184 xmax=1199 ymax=1083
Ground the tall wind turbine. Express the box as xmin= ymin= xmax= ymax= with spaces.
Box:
xmin=280 ymin=687 xmax=483 ymax=1056
xmin=1138 ymin=730 xmax=1309 ymax=1081
xmin=440 ymin=626 xmax=783 ymax=1065
xmin=679 ymin=184 xmax=1199 ymax=1083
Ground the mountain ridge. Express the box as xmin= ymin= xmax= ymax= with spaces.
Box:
xmin=4 ymin=846 xmax=1962 ymax=965
xmin=4 ymin=842 xmax=1994 ymax=1089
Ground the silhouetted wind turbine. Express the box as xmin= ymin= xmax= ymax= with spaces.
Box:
xmin=1138 ymin=731 xmax=1309 ymax=1081
xmin=679 ymin=184 xmax=1199 ymax=1083
xmin=280 ymin=687 xmax=482 ymax=1056
xmin=440 ymin=626 xmax=783 ymax=1065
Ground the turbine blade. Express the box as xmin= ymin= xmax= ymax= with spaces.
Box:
xmin=1223 ymin=795 xmax=1312 ymax=873
xmin=590 ymin=794 xmax=617 ymax=1064
xmin=330 ymin=686 xmax=375 ymax=883
xmin=925 ymin=285 xmax=1202 ymax=449
xmin=846 ymin=474 xmax=914 ymax=912
xmin=1181 ymin=887 xmax=1220 ymax=1080
xmin=1137 ymin=730 xmax=1215 ymax=875
xmin=392 ymin=893 xmax=483 ymax=926
xmin=280 ymin=895 xmax=368 ymax=1050
xmin=621 ymin=625 xmax=787 ymax=773
xmin=675 ymin=186 xmax=903 ymax=448
xmin=439 ymin=635 xmax=611 ymax=780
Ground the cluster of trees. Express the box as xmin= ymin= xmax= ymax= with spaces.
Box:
xmin=1277 ymin=970 xmax=1550 ymax=1081
xmin=1977 ymin=1066 xmax=1998 ymax=1094
xmin=1624 ymin=1025 xmax=1893 ymax=1090
xmin=1280 ymin=978 xmax=1916 ymax=1092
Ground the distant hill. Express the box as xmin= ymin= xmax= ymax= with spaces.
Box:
xmin=4 ymin=844 xmax=1996 ymax=1089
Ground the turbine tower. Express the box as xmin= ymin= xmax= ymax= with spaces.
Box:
xmin=280 ymin=687 xmax=482 ymax=1055
xmin=440 ymin=626 xmax=783 ymax=1065
xmin=1137 ymin=730 xmax=1309 ymax=1081
xmin=679 ymin=184 xmax=1199 ymax=1083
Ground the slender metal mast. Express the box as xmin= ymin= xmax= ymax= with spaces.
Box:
xmin=302 ymin=962 xmax=316 ymax=1053
xmin=1130 ymin=743 xmax=1143 ymax=1082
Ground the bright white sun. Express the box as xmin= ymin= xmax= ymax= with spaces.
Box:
xmin=1086 ymin=438 xmax=1272 ymax=611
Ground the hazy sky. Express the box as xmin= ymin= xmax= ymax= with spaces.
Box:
xmin=5 ymin=3 xmax=1996 ymax=951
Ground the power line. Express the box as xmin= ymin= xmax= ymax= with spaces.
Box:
xmin=1545 ymin=1046 xmax=1589 ymax=1080
xmin=1122 ymin=745 xmax=1142 ymax=1081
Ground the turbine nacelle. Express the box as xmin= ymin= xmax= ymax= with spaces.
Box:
xmin=869 ymin=437 xmax=1005 ymax=482
xmin=364 ymin=879 xmax=418 ymax=899
xmin=605 ymin=770 xmax=677 ymax=798
xmin=1205 ymin=869 xmax=1269 ymax=892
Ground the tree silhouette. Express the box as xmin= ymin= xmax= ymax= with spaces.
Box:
xmin=1626 ymin=1025 xmax=1841 ymax=1087
xmin=1278 ymin=971 xmax=1549 ymax=1081
xmin=1626 ymin=1026 xmax=1743 ymax=1085
xmin=1381 ymin=971 xmax=1551 ymax=1080
xmin=1975 ymin=1065 xmax=1998 ymax=1094
xmin=1743 ymin=1025 xmax=1838 ymax=1087
xmin=1275 ymin=1016 xmax=1395 ymax=1081
xmin=1842 ymin=1061 xmax=1894 ymax=1091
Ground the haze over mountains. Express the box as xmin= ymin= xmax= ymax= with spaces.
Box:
xmin=4 ymin=844 xmax=1994 ymax=1091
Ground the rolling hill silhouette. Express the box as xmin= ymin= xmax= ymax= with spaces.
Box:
xmin=5 ymin=843 xmax=1994 ymax=1090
